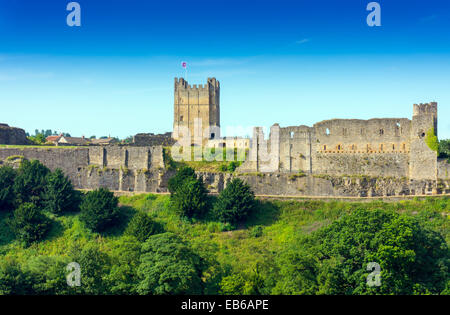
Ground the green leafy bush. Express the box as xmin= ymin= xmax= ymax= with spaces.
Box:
xmin=42 ymin=169 xmax=81 ymax=215
xmin=249 ymin=225 xmax=263 ymax=238
xmin=13 ymin=159 xmax=50 ymax=207
xmin=70 ymin=243 xmax=110 ymax=294
xmin=79 ymin=188 xmax=120 ymax=232
xmin=0 ymin=166 xmax=17 ymax=211
xmin=167 ymin=166 xmax=196 ymax=195
xmin=439 ymin=139 xmax=450 ymax=160
xmin=8 ymin=202 xmax=51 ymax=245
xmin=425 ymin=128 xmax=439 ymax=152
xmin=274 ymin=209 xmax=450 ymax=295
xmin=0 ymin=259 xmax=33 ymax=295
xmin=137 ymin=232 xmax=204 ymax=295
xmin=125 ymin=212 xmax=163 ymax=242
xmin=24 ymin=256 xmax=72 ymax=295
xmin=213 ymin=178 xmax=255 ymax=225
xmin=171 ymin=178 xmax=209 ymax=219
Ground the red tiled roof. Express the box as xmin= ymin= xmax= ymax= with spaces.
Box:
xmin=46 ymin=135 xmax=61 ymax=142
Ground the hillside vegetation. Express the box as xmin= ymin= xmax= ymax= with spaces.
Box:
xmin=0 ymin=161 xmax=449 ymax=295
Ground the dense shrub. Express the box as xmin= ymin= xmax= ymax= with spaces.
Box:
xmin=167 ymin=166 xmax=197 ymax=195
xmin=0 ymin=166 xmax=17 ymax=210
xmin=274 ymin=209 xmax=450 ymax=295
xmin=8 ymin=203 xmax=51 ymax=245
xmin=439 ymin=139 xmax=450 ymax=160
xmin=24 ymin=256 xmax=72 ymax=295
xmin=70 ymin=243 xmax=110 ymax=294
xmin=137 ymin=232 xmax=204 ymax=295
xmin=213 ymin=178 xmax=255 ymax=225
xmin=13 ymin=159 xmax=50 ymax=206
xmin=125 ymin=212 xmax=163 ymax=242
xmin=0 ymin=259 xmax=33 ymax=295
xmin=106 ymin=236 xmax=142 ymax=295
xmin=171 ymin=178 xmax=209 ymax=219
xmin=42 ymin=169 xmax=81 ymax=215
xmin=79 ymin=188 xmax=120 ymax=232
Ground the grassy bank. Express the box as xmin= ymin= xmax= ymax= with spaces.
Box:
xmin=1 ymin=195 xmax=448 ymax=292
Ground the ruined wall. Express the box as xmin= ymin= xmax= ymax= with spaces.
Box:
xmin=438 ymin=159 xmax=450 ymax=180
xmin=0 ymin=147 xmax=89 ymax=183
xmin=409 ymin=103 xmax=438 ymax=180
xmin=278 ymin=125 xmax=312 ymax=173
xmin=133 ymin=133 xmax=175 ymax=146
xmin=238 ymin=103 xmax=438 ymax=180
xmin=0 ymin=146 xmax=165 ymax=192
xmin=0 ymin=124 xmax=30 ymax=145
xmin=198 ymin=172 xmax=449 ymax=197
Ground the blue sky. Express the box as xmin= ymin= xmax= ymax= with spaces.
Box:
xmin=0 ymin=0 xmax=449 ymax=139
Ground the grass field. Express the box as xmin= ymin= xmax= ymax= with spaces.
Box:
xmin=1 ymin=194 xmax=448 ymax=287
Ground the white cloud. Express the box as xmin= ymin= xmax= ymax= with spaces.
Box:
xmin=0 ymin=70 xmax=54 ymax=81
xmin=419 ymin=15 xmax=438 ymax=23
xmin=295 ymin=39 xmax=310 ymax=45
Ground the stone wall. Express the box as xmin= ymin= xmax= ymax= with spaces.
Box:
xmin=0 ymin=124 xmax=30 ymax=145
xmin=0 ymin=146 xmax=165 ymax=192
xmin=199 ymin=172 xmax=449 ymax=197
xmin=133 ymin=132 xmax=175 ymax=147
xmin=238 ymin=103 xmax=439 ymax=181
xmin=438 ymin=159 xmax=450 ymax=180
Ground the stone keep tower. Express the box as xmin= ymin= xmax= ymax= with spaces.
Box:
xmin=173 ymin=77 xmax=220 ymax=143
xmin=409 ymin=102 xmax=438 ymax=180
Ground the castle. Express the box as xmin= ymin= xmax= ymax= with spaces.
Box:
xmin=1 ymin=78 xmax=449 ymax=198
xmin=239 ymin=102 xmax=441 ymax=181
xmin=172 ymin=77 xmax=220 ymax=143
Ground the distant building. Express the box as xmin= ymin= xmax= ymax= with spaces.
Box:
xmin=90 ymin=137 xmax=117 ymax=146
xmin=57 ymin=136 xmax=89 ymax=146
xmin=46 ymin=134 xmax=62 ymax=144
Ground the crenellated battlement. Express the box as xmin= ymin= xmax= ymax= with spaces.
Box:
xmin=174 ymin=78 xmax=219 ymax=92
xmin=413 ymin=102 xmax=437 ymax=116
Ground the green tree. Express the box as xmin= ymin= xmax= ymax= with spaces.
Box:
xmin=219 ymin=274 xmax=247 ymax=295
xmin=171 ymin=178 xmax=209 ymax=219
xmin=79 ymin=188 xmax=120 ymax=233
xmin=137 ymin=232 xmax=204 ymax=295
xmin=13 ymin=159 xmax=50 ymax=207
xmin=24 ymin=255 xmax=71 ymax=295
xmin=8 ymin=203 xmax=51 ymax=245
xmin=70 ymin=243 xmax=111 ymax=295
xmin=213 ymin=178 xmax=255 ymax=225
xmin=106 ymin=236 xmax=142 ymax=295
xmin=125 ymin=211 xmax=163 ymax=242
xmin=168 ymin=166 xmax=197 ymax=195
xmin=276 ymin=209 xmax=449 ymax=295
xmin=272 ymin=244 xmax=318 ymax=295
xmin=0 ymin=259 xmax=33 ymax=295
xmin=439 ymin=139 xmax=450 ymax=159
xmin=0 ymin=166 xmax=17 ymax=211
xmin=42 ymin=169 xmax=80 ymax=215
